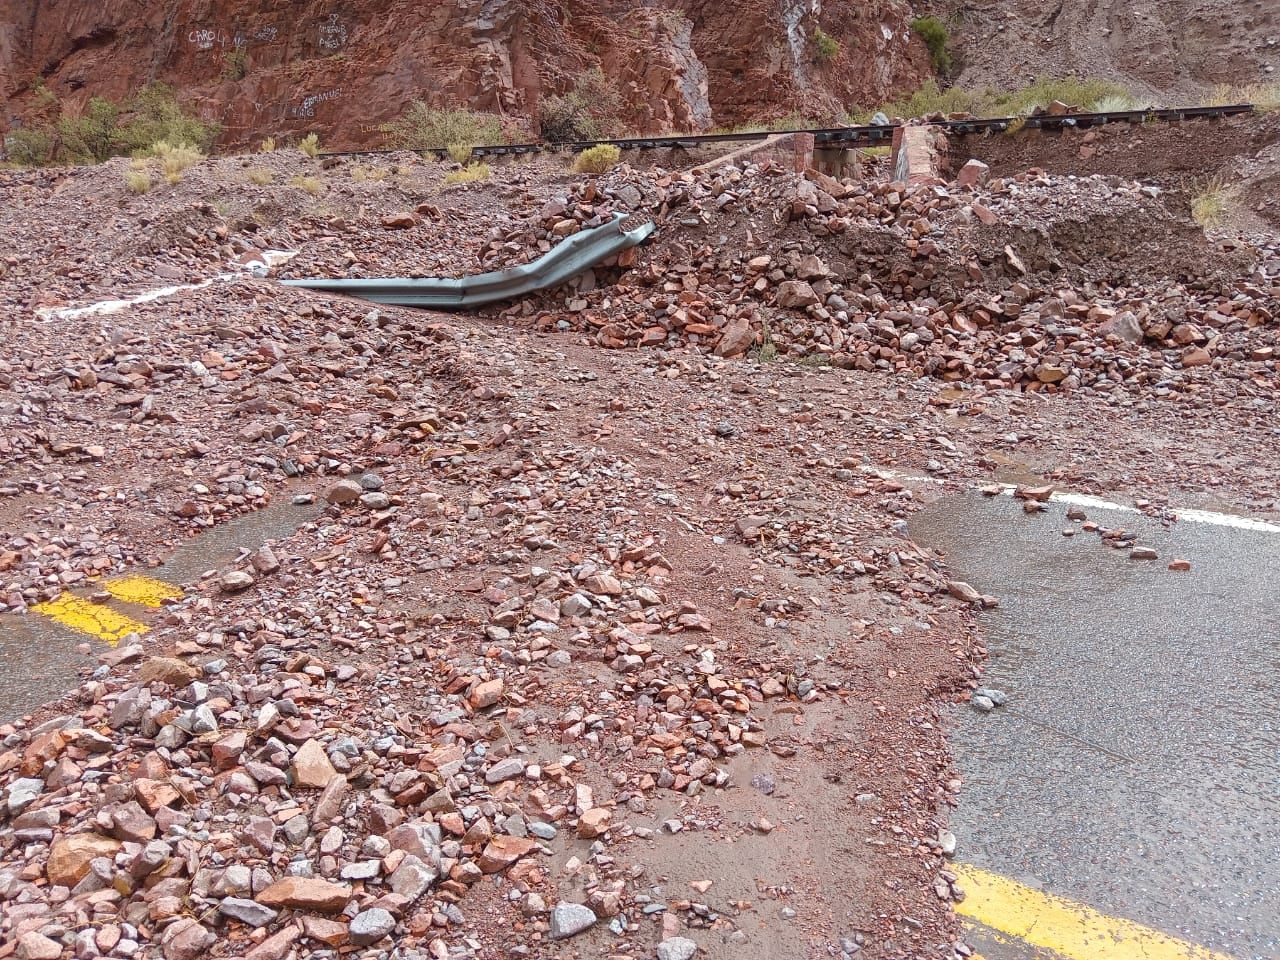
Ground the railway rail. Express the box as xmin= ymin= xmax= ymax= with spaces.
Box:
xmin=316 ymin=103 xmax=1254 ymax=161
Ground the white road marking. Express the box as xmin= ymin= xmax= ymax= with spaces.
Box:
xmin=37 ymin=279 xmax=219 ymax=321
xmin=35 ymin=251 xmax=298 ymax=322
xmin=866 ymin=467 xmax=1280 ymax=533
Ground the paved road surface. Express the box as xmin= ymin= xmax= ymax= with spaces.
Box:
xmin=0 ymin=500 xmax=316 ymax=723
xmin=911 ymin=492 xmax=1280 ymax=960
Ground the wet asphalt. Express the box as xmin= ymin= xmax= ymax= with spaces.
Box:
xmin=0 ymin=611 xmax=96 ymax=722
xmin=910 ymin=492 xmax=1280 ymax=960
xmin=0 ymin=499 xmax=318 ymax=724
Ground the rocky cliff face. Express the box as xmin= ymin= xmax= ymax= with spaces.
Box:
xmin=940 ymin=0 xmax=1280 ymax=103
xmin=0 ymin=0 xmax=928 ymax=150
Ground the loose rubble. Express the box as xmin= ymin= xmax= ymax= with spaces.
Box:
xmin=2 ymin=117 xmax=1278 ymax=960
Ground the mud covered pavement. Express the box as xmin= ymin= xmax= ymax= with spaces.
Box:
xmin=1 ymin=129 xmax=1278 ymax=960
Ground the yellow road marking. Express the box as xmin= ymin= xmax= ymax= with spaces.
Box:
xmin=32 ymin=594 xmax=149 ymax=645
xmin=954 ymin=864 xmax=1236 ymax=960
xmin=104 ymin=575 xmax=183 ymax=607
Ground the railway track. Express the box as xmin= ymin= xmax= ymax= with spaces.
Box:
xmin=317 ymin=103 xmax=1254 ymax=161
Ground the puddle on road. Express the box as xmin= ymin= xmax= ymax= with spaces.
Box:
xmin=0 ymin=498 xmax=321 ymax=723
xmin=983 ymin=451 xmax=1050 ymax=487
xmin=910 ymin=492 xmax=1280 ymax=959
xmin=158 ymin=497 xmax=322 ymax=585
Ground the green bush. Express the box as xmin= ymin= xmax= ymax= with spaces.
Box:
xmin=57 ymin=97 xmax=120 ymax=162
xmin=813 ymin=28 xmax=840 ymax=63
xmin=115 ymin=83 xmax=221 ymax=154
xmin=6 ymin=127 xmax=54 ymax=165
xmin=911 ymin=16 xmax=952 ymax=75
xmin=389 ymin=104 xmax=506 ymax=152
xmin=541 ymin=91 xmax=600 ymax=142
xmin=540 ymin=67 xmax=622 ymax=142
xmin=572 ymin=144 xmax=621 ymax=174
xmin=223 ymin=47 xmax=249 ymax=80
xmin=24 ymin=83 xmax=220 ymax=165
xmin=31 ymin=77 xmax=58 ymax=108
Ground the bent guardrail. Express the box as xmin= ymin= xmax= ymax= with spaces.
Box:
xmin=281 ymin=212 xmax=655 ymax=310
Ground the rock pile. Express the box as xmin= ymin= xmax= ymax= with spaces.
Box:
xmin=503 ymin=163 xmax=1277 ymax=400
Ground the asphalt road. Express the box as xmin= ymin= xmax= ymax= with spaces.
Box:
xmin=910 ymin=492 xmax=1280 ymax=960
xmin=0 ymin=499 xmax=316 ymax=723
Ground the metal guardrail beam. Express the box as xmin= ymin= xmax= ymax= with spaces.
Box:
xmin=315 ymin=103 xmax=1255 ymax=161
xmin=280 ymin=212 xmax=655 ymax=310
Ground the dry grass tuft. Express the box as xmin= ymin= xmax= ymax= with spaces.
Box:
xmin=1190 ymin=175 xmax=1238 ymax=229
xmin=1203 ymin=82 xmax=1280 ymax=111
xmin=123 ymin=168 xmax=151 ymax=194
xmin=446 ymin=143 xmax=474 ymax=164
xmin=290 ymin=175 xmax=324 ymax=195
xmin=572 ymin=144 xmax=621 ymax=174
xmin=1091 ymin=93 xmax=1141 ymax=113
xmin=247 ymin=168 xmax=274 ymax=185
xmin=442 ymin=162 xmax=491 ymax=185
xmin=144 ymin=139 xmax=204 ymax=184
xmin=298 ymin=133 xmax=320 ymax=158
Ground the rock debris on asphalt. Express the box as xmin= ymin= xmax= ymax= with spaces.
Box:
xmin=0 ymin=135 xmax=1277 ymax=960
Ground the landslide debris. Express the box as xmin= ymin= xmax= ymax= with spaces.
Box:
xmin=2 ymin=125 xmax=1278 ymax=960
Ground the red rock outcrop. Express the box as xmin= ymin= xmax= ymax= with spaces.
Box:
xmin=1 ymin=0 xmax=929 ymax=150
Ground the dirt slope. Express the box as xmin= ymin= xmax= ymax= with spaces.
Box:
xmin=939 ymin=0 xmax=1280 ymax=103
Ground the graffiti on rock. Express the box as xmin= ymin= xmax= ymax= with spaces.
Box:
xmin=188 ymin=23 xmax=281 ymax=52
xmin=290 ymin=87 xmax=344 ymax=119
xmin=318 ymin=15 xmax=349 ymax=50
xmin=188 ymin=28 xmax=227 ymax=51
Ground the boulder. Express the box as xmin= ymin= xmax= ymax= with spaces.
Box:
xmin=1099 ymin=310 xmax=1143 ymax=344
xmin=713 ymin=314 xmax=756 ymax=358
xmin=776 ymin=280 xmax=819 ymax=309
xmin=257 ymin=877 xmax=352 ymax=912
xmin=17 ymin=933 xmax=62 ymax=960
xmin=956 ymin=158 xmax=991 ymax=188
xmin=48 ymin=833 xmax=122 ymax=887
xmin=160 ymin=919 xmax=216 ymax=960
xmin=139 ymin=657 xmax=200 ymax=686
xmin=477 ymin=835 xmax=538 ymax=873
xmin=290 ymin=738 xmax=338 ymax=789
xmin=549 ymin=901 xmax=597 ymax=939
xmin=348 ymin=907 xmax=396 ymax=946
